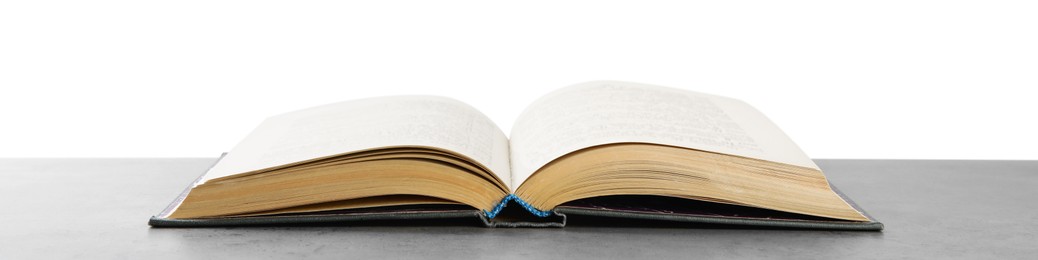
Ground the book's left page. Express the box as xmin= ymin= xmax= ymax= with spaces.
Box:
xmin=200 ymin=96 xmax=512 ymax=189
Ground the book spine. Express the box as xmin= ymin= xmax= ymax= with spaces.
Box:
xmin=484 ymin=194 xmax=553 ymax=218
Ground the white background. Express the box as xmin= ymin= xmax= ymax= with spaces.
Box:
xmin=1 ymin=1 xmax=1035 ymax=159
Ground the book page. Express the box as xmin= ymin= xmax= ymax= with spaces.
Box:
xmin=509 ymin=81 xmax=818 ymax=187
xmin=201 ymin=96 xmax=512 ymax=189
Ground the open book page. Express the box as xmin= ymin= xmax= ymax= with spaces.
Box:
xmin=201 ymin=96 xmax=512 ymax=188
xmin=509 ymin=81 xmax=818 ymax=187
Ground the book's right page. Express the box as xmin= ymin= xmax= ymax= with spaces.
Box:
xmin=509 ymin=80 xmax=818 ymax=187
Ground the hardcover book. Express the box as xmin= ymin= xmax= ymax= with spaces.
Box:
xmin=149 ymin=81 xmax=883 ymax=230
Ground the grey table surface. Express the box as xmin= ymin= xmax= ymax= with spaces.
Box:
xmin=1 ymin=158 xmax=1036 ymax=259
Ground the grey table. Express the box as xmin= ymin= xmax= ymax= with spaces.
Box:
xmin=1 ymin=159 xmax=1035 ymax=259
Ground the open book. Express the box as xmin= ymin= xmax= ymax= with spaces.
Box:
xmin=149 ymin=81 xmax=882 ymax=230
